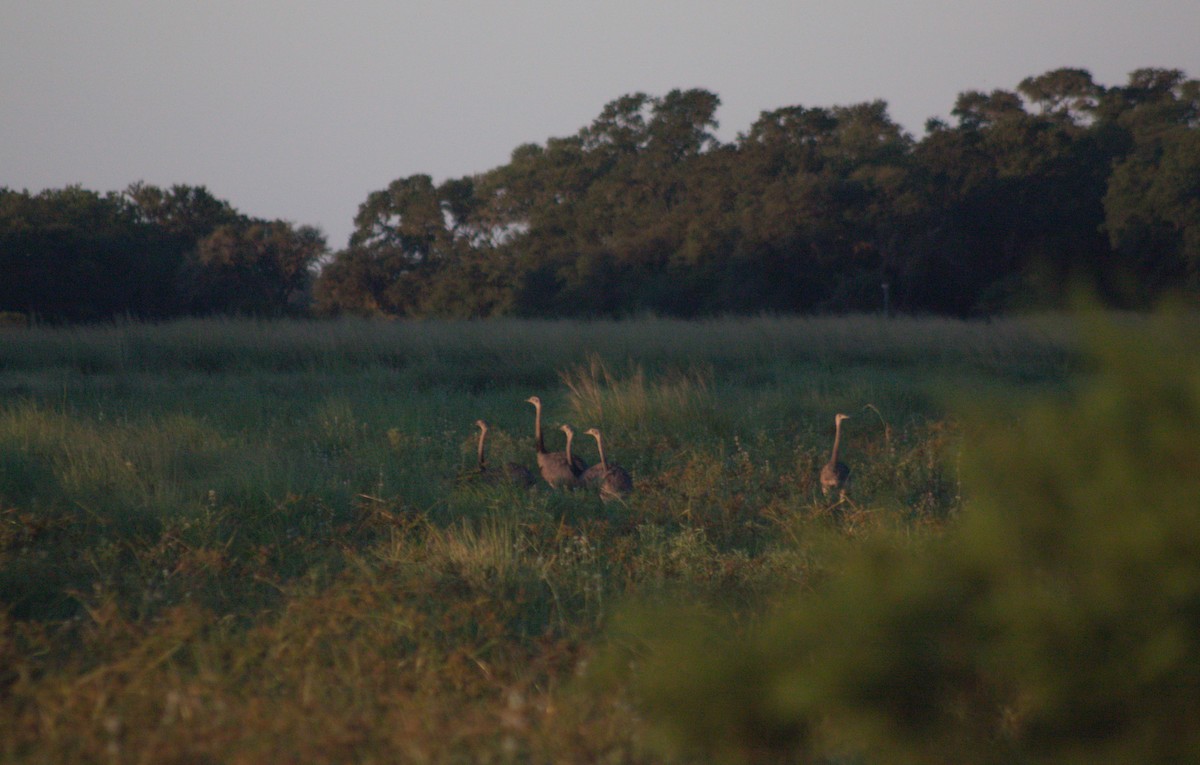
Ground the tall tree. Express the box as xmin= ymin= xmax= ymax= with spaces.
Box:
xmin=125 ymin=183 xmax=241 ymax=243
xmin=312 ymin=74 xmax=1198 ymax=319
xmin=1018 ymin=67 xmax=1101 ymax=124
xmin=0 ymin=186 xmax=178 ymax=321
xmin=183 ymin=220 xmax=326 ymax=316
xmin=1102 ymin=71 xmax=1200 ymax=301
xmin=904 ymin=75 xmax=1117 ymax=314
xmin=316 ymin=175 xmax=478 ymax=316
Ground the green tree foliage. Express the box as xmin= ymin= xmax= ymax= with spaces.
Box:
xmin=726 ymin=101 xmax=914 ymax=313
xmin=0 ymin=184 xmax=326 ymax=321
xmin=125 ymin=182 xmax=240 ymax=242
xmin=907 ymin=77 xmax=1118 ymax=313
xmin=1018 ymin=67 xmax=1101 ymax=123
xmin=184 ymin=220 xmax=325 ymax=316
xmin=130 ymin=183 xmax=328 ymax=317
xmin=0 ymin=186 xmax=178 ymax=321
xmin=317 ymin=70 xmax=1199 ymax=319
xmin=6 ymin=70 xmax=1198 ymax=321
xmin=1102 ymin=71 xmax=1200 ymax=301
xmin=611 ymin=310 xmax=1200 ymax=764
xmin=313 ymin=174 xmax=487 ymax=316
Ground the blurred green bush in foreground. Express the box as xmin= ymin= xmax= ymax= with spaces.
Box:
xmin=615 ymin=310 xmax=1200 ymax=764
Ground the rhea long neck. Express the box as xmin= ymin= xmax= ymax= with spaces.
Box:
xmin=594 ymin=433 xmax=608 ymax=470
xmin=533 ymin=401 xmax=546 ymax=453
xmin=830 ymin=419 xmax=843 ymax=463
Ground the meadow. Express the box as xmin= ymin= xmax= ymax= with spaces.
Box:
xmin=0 ymin=314 xmax=1127 ymax=762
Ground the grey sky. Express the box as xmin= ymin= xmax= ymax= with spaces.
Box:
xmin=3 ymin=1 xmax=1198 ymax=249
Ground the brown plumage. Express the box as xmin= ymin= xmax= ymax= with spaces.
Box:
xmin=475 ymin=419 xmax=535 ymax=487
xmin=556 ymin=425 xmax=586 ymax=490
xmin=582 ymin=427 xmax=633 ymax=502
xmin=820 ymin=413 xmax=851 ymax=498
xmin=526 ymin=396 xmax=586 ymax=488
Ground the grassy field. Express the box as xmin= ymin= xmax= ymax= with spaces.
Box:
xmin=0 ymin=314 xmax=1092 ymax=762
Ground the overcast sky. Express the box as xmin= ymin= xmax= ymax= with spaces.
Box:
xmin=3 ymin=1 xmax=1198 ymax=249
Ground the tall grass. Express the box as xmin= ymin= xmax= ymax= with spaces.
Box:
xmin=562 ymin=354 xmax=722 ymax=439
xmin=0 ymin=313 xmax=1133 ymax=763
xmin=2 ymin=313 xmax=1080 ymax=381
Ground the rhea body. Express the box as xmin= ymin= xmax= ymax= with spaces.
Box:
xmin=557 ymin=425 xmax=586 ymax=490
xmin=526 ymin=396 xmax=586 ymax=488
xmin=820 ymin=413 xmax=851 ymax=497
xmin=475 ymin=419 xmax=535 ymax=487
xmin=582 ymin=427 xmax=633 ymax=502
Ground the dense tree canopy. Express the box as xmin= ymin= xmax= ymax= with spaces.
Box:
xmin=315 ymin=70 xmax=1199 ymax=318
xmin=4 ymin=69 xmax=1197 ymax=322
xmin=1 ymin=184 xmax=326 ymax=322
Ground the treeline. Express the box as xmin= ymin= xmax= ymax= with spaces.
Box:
xmin=0 ymin=184 xmax=325 ymax=322
xmin=4 ymin=67 xmax=1198 ymax=322
xmin=317 ymin=67 xmax=1200 ymax=317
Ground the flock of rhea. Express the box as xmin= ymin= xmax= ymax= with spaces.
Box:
xmin=473 ymin=396 xmax=634 ymax=502
xmin=474 ymin=396 xmax=852 ymax=503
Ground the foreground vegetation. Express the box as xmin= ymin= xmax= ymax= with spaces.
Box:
xmin=1 ymin=313 xmax=1196 ymax=763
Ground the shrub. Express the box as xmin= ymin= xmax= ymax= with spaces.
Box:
xmin=617 ymin=309 xmax=1200 ymax=764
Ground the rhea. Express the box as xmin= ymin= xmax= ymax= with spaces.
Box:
xmin=582 ymin=427 xmax=633 ymax=502
xmin=820 ymin=413 xmax=851 ymax=498
xmin=526 ymin=396 xmax=586 ymax=488
xmin=475 ymin=419 xmax=534 ymax=487
xmin=556 ymin=424 xmax=586 ymax=490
